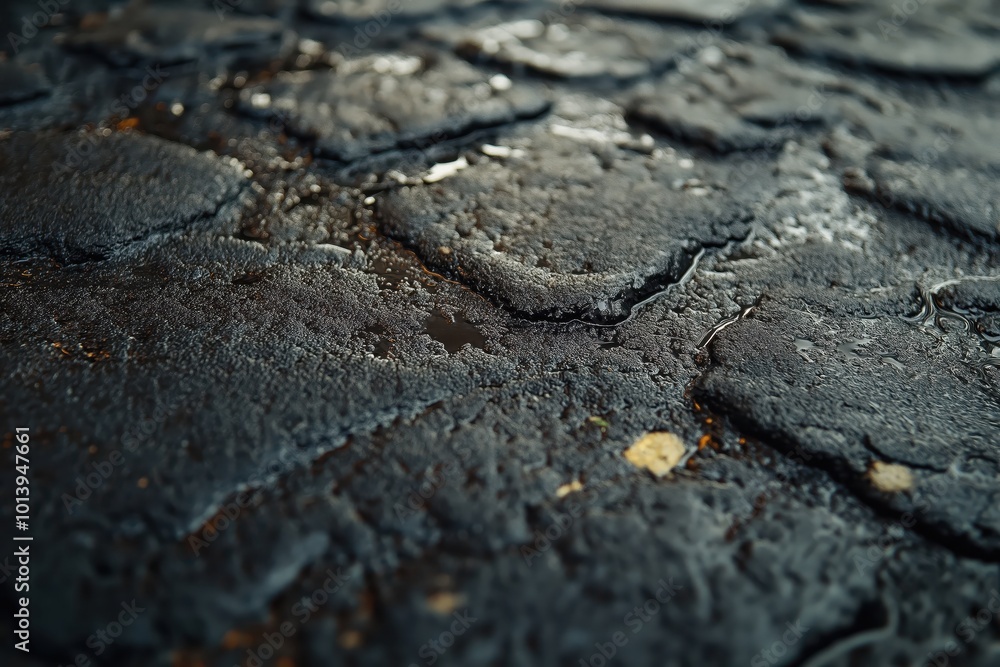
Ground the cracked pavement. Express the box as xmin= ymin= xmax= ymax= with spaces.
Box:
xmin=1 ymin=1 xmax=999 ymax=666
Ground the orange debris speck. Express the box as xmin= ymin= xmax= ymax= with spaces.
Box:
xmin=338 ymin=630 xmax=363 ymax=649
xmin=221 ymin=630 xmax=254 ymax=649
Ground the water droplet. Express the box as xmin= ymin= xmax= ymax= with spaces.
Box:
xmin=880 ymin=354 xmax=905 ymax=371
xmin=794 ymin=338 xmax=815 ymax=362
xmin=424 ymin=312 xmax=486 ymax=354
xmin=836 ymin=338 xmax=871 ymax=359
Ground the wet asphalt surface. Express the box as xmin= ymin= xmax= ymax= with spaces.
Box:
xmin=1 ymin=1 xmax=1000 ymax=666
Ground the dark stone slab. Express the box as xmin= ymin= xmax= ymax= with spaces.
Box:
xmin=626 ymin=43 xmax=889 ymax=152
xmin=829 ymin=102 xmax=1000 ymax=243
xmin=773 ymin=1 xmax=1000 ymax=78
xmin=302 ymin=0 xmax=490 ymax=22
xmin=3 ymin=2 xmax=1000 ymax=667
xmin=0 ymin=61 xmax=50 ymax=106
xmin=578 ymin=0 xmax=785 ymax=23
xmin=696 ymin=287 xmax=1000 ymax=555
xmin=0 ymin=131 xmax=248 ymax=262
xmin=849 ymin=158 xmax=1000 ymax=241
xmin=0 ymin=224 xmax=514 ymax=655
xmin=236 ymin=54 xmax=549 ymax=162
xmin=424 ymin=12 xmax=691 ymax=80
xmin=62 ymin=4 xmax=290 ymax=67
xmin=378 ymin=97 xmax=771 ymax=321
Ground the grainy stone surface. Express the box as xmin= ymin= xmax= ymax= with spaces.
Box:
xmin=236 ymin=53 xmax=549 ymax=162
xmin=1 ymin=1 xmax=999 ymax=667
xmin=303 ymin=0 xmax=491 ymax=22
xmin=379 ymin=96 xmax=762 ymax=320
xmin=0 ymin=131 xmax=249 ymax=262
xmin=773 ymin=0 xmax=1000 ymax=78
xmin=423 ymin=12 xmax=691 ymax=80
xmin=61 ymin=4 xmax=291 ymax=67
xmin=578 ymin=0 xmax=786 ymax=23
xmin=0 ymin=61 xmax=49 ymax=106
xmin=625 ymin=43 xmax=890 ymax=152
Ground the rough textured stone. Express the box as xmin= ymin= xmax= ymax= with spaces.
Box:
xmin=425 ymin=13 xmax=691 ymax=80
xmin=578 ymin=0 xmax=785 ymax=23
xmin=62 ymin=4 xmax=290 ymax=67
xmin=379 ymin=97 xmax=764 ymax=320
xmin=0 ymin=131 xmax=248 ymax=262
xmin=696 ymin=288 xmax=1000 ymax=555
xmin=236 ymin=54 xmax=549 ymax=162
xmin=3 ymin=2 xmax=1000 ymax=667
xmin=849 ymin=158 xmax=1000 ymax=241
xmin=0 ymin=61 xmax=49 ymax=106
xmin=773 ymin=0 xmax=1000 ymax=78
xmin=302 ymin=0 xmax=489 ymax=21
xmin=626 ymin=43 xmax=890 ymax=152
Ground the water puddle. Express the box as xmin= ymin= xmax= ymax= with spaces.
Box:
xmin=423 ymin=312 xmax=487 ymax=353
xmin=880 ymin=354 xmax=905 ymax=371
xmin=905 ymin=277 xmax=1000 ymax=377
xmin=364 ymin=239 xmax=486 ymax=355
xmin=905 ymin=283 xmax=972 ymax=334
xmin=836 ymin=337 xmax=872 ymax=359
xmin=697 ymin=299 xmax=759 ymax=349
xmin=794 ymin=338 xmax=815 ymax=362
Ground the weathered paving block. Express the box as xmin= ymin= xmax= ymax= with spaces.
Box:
xmin=0 ymin=131 xmax=248 ymax=262
xmin=303 ymin=0 xmax=490 ymax=21
xmin=773 ymin=0 xmax=1000 ymax=78
xmin=830 ymin=105 xmax=1000 ymax=242
xmin=4 ymin=1 xmax=1000 ymax=666
xmin=847 ymin=158 xmax=1000 ymax=241
xmin=0 ymin=61 xmax=50 ymax=106
xmin=378 ymin=97 xmax=770 ymax=321
xmin=236 ymin=53 xmax=549 ymax=162
xmin=423 ymin=12 xmax=691 ymax=80
xmin=696 ymin=288 xmax=1000 ymax=554
xmin=0 ymin=230 xmax=513 ymax=652
xmin=578 ymin=0 xmax=785 ymax=23
xmin=626 ymin=43 xmax=889 ymax=152
xmin=62 ymin=4 xmax=291 ymax=67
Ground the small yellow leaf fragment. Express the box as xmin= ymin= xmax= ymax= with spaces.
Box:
xmin=426 ymin=591 xmax=465 ymax=615
xmin=556 ymin=480 xmax=583 ymax=498
xmin=868 ymin=461 xmax=914 ymax=493
xmin=587 ymin=416 xmax=610 ymax=429
xmin=624 ymin=432 xmax=686 ymax=477
xmin=338 ymin=629 xmax=363 ymax=649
